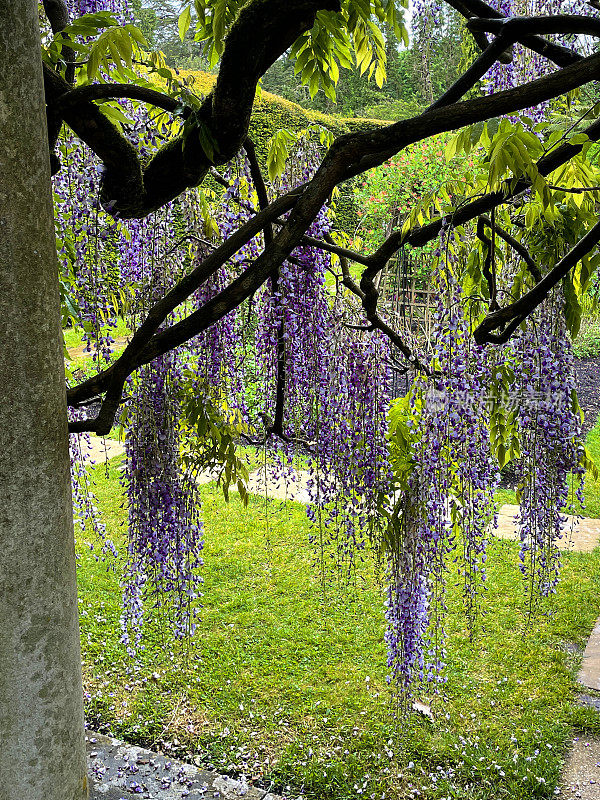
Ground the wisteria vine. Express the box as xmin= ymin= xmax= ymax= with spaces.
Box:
xmin=54 ymin=0 xmax=591 ymax=713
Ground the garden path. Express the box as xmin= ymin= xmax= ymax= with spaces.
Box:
xmin=67 ymin=335 xmax=129 ymax=362
xmin=495 ymin=504 xmax=600 ymax=552
xmin=560 ymin=734 xmax=600 ymax=799
xmin=83 ymin=441 xmax=600 ymax=551
xmin=83 ymin=438 xmax=313 ymax=501
xmin=559 ymin=619 xmax=600 ymax=799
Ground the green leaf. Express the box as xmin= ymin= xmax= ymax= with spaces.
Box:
xmin=562 ymin=275 xmax=582 ymax=338
xmin=266 ymin=128 xmax=297 ymax=182
xmin=178 ymin=5 xmax=192 ymax=41
xmin=86 ymin=45 xmax=102 ymax=81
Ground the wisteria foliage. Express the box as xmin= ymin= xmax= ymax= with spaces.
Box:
xmin=56 ymin=0 xmax=589 ymax=706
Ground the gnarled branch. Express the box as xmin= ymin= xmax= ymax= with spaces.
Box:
xmin=474 ymin=219 xmax=600 ymax=343
xmin=48 ymin=0 xmax=341 ymax=218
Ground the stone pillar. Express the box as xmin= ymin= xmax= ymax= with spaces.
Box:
xmin=0 ymin=2 xmax=88 ymax=798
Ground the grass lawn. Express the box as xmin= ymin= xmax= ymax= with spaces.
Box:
xmin=78 ymin=429 xmax=600 ymax=799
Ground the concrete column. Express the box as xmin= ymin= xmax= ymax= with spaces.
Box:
xmin=0 ymin=2 xmax=88 ymax=798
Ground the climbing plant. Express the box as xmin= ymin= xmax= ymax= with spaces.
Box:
xmin=44 ymin=0 xmax=600 ymax=709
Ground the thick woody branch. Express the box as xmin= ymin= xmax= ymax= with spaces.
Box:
xmin=41 ymin=0 xmax=75 ymax=83
xmin=49 ymin=0 xmax=340 ymax=218
xmin=66 ymin=7 xmax=600 ymax=431
xmin=474 ymin=219 xmax=600 ymax=344
xmin=55 ymin=83 xmax=182 ymax=113
xmin=468 ymin=14 xmax=600 ymax=40
xmin=44 ymin=63 xmax=145 ymax=205
xmin=477 ymin=216 xmax=498 ymax=310
xmin=42 ymin=0 xmax=69 ymax=33
xmin=444 ymin=0 xmax=581 ymax=67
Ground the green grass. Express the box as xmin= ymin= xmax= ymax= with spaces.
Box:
xmin=77 ymin=453 xmax=600 ymax=800
xmin=63 ymin=317 xmax=131 ymax=351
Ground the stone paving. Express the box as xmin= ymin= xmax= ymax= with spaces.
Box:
xmin=579 ymin=619 xmax=600 ymax=692
xmin=494 ymin=504 xmax=600 ymax=553
xmin=244 ymin=467 xmax=311 ymax=504
xmin=80 ymin=436 xmax=600 ymax=546
xmin=84 ymin=436 xmax=126 ymax=463
xmin=87 ymin=732 xmax=285 ymax=800
xmin=83 ymin=441 xmax=312 ymax=503
xmin=558 ymin=617 xmax=600 ymax=798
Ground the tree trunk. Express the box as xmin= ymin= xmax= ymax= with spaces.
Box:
xmin=0 ymin=3 xmax=88 ymax=798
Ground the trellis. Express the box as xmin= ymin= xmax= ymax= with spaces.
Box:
xmin=378 ymin=212 xmax=436 ymax=340
xmin=381 ymin=250 xmax=435 ymax=338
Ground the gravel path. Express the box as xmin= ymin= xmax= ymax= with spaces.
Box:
xmin=575 ymin=356 xmax=600 ymax=436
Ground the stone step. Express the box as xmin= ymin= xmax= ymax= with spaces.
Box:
xmin=87 ymin=731 xmax=285 ymax=799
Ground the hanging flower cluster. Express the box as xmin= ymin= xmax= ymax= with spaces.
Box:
xmin=53 ymin=50 xmax=203 ymax=648
xmin=56 ymin=0 xmax=590 ymax=715
xmin=384 ymin=231 xmax=499 ymax=701
xmin=121 ymin=349 xmax=205 ymax=656
xmin=510 ymin=298 xmax=585 ymax=598
xmin=187 ymin=145 xmax=394 ymax=579
xmin=69 ymin=408 xmax=118 ymax=562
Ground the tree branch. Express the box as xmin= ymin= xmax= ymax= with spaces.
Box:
xmin=54 ymin=83 xmax=183 ymax=114
xmin=477 ymin=217 xmax=498 ymax=311
xmin=65 ymin=5 xmax=600 ymax=431
xmin=468 ymin=14 xmax=600 ymax=40
xmin=474 ymin=219 xmax=600 ymax=344
xmin=479 ymin=215 xmax=542 ymax=283
xmin=244 ymin=138 xmax=273 ymax=247
xmin=444 ymin=0 xmax=581 ymax=67
xmin=299 ymin=233 xmax=373 ymax=266
xmin=50 ymin=0 xmax=340 ymax=218
xmin=41 ymin=0 xmax=74 ymax=171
